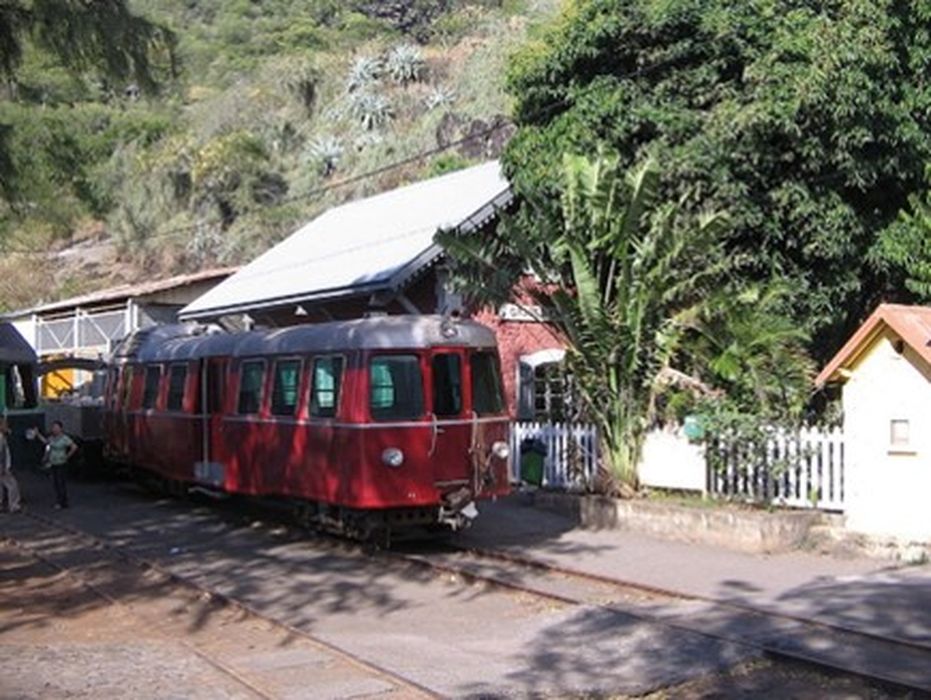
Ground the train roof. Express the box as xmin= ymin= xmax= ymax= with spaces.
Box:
xmin=113 ymin=315 xmax=498 ymax=363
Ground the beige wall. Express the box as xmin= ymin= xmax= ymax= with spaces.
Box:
xmin=842 ymin=328 xmax=931 ymax=541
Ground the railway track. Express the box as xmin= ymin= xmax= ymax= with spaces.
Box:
xmin=8 ymin=489 xmax=929 ymax=697
xmin=391 ymin=542 xmax=931 ymax=695
xmin=4 ymin=510 xmax=441 ymax=700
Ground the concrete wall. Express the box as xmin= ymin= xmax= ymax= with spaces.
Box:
xmin=533 ymin=491 xmax=820 ymax=553
xmin=638 ymin=428 xmax=706 ymax=492
xmin=842 ymin=328 xmax=931 ymax=541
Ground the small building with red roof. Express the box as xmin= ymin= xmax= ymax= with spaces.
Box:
xmin=816 ymin=303 xmax=931 ymax=541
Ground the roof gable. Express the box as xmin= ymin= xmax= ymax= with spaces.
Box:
xmin=180 ymin=161 xmax=511 ymax=320
xmin=0 ymin=323 xmax=37 ymax=365
xmin=816 ymin=304 xmax=931 ymax=386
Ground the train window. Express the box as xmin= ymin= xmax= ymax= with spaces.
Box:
xmin=166 ymin=365 xmax=187 ymax=412
xmin=120 ymin=367 xmax=134 ymax=409
xmin=106 ymin=368 xmax=118 ymax=408
xmin=471 ymin=351 xmax=505 ymax=415
xmin=142 ymin=365 xmax=162 ymax=410
xmin=237 ymin=360 xmax=266 ymax=414
xmin=205 ymin=360 xmax=225 ymax=414
xmin=370 ymin=355 xmax=424 ymax=421
xmin=432 ymin=353 xmax=462 ymax=417
xmin=310 ymin=356 xmax=343 ymax=418
xmin=271 ymin=359 xmax=301 ymax=416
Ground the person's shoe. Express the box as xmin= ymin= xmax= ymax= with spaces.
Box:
xmin=9 ymin=507 xmax=21 ymax=513
xmin=53 ymin=504 xmax=62 ymax=510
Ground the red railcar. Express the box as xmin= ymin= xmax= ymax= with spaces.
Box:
xmin=103 ymin=315 xmax=511 ymax=537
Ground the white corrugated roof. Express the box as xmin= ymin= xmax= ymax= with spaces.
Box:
xmin=181 ymin=161 xmax=510 ymax=320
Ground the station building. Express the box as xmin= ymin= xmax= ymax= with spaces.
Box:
xmin=180 ymin=162 xmax=564 ymax=418
xmin=3 ymin=268 xmax=235 ymax=397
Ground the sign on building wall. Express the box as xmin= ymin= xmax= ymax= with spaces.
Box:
xmin=499 ymin=303 xmax=550 ymax=323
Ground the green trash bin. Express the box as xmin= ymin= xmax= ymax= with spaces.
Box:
xmin=520 ymin=437 xmax=546 ymax=486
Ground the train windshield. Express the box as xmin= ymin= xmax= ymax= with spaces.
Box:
xmin=432 ymin=353 xmax=462 ymax=417
xmin=370 ymin=355 xmax=424 ymax=420
xmin=471 ymin=351 xmax=505 ymax=415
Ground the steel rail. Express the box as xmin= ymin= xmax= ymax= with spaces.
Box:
xmin=455 ymin=542 xmax=931 ymax=654
xmin=14 ymin=482 xmax=928 ymax=696
xmin=2 ymin=528 xmax=277 ymax=700
xmin=12 ymin=511 xmax=443 ymax=700
xmin=414 ymin=543 xmax=931 ymax=694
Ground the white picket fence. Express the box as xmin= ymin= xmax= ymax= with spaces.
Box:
xmin=707 ymin=427 xmax=845 ymax=511
xmin=509 ymin=421 xmax=599 ymax=490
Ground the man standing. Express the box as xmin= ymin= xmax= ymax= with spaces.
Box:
xmin=0 ymin=419 xmax=22 ymax=513
xmin=36 ymin=421 xmax=77 ymax=509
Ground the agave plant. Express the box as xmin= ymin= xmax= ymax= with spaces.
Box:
xmin=308 ymin=136 xmax=343 ymax=177
xmin=424 ymin=85 xmax=455 ymax=111
xmin=385 ymin=44 xmax=425 ymax=85
xmin=347 ymin=91 xmax=393 ymax=130
xmin=346 ymin=55 xmax=382 ymax=92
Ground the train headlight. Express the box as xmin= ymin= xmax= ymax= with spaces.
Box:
xmin=382 ymin=447 xmax=404 ymax=468
xmin=491 ymin=441 xmax=510 ymax=460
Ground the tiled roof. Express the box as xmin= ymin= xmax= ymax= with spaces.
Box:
xmin=815 ymin=303 xmax=931 ymax=386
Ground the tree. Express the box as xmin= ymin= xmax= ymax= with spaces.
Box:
xmin=871 ymin=182 xmax=931 ymax=301
xmin=504 ymin=0 xmax=931 ymax=362
xmin=0 ymin=0 xmax=176 ymax=213
xmin=441 ymin=152 xmax=729 ymax=488
xmin=0 ymin=0 xmax=176 ymax=93
xmin=685 ymin=284 xmax=815 ymax=421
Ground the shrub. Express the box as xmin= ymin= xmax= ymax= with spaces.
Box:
xmin=385 ymin=44 xmax=425 ymax=85
xmin=424 ymin=84 xmax=455 ymax=111
xmin=308 ymin=135 xmax=344 ymax=176
xmin=347 ymin=90 xmax=393 ymax=130
xmin=346 ymin=55 xmax=382 ymax=92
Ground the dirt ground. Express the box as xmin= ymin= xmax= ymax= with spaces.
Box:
xmin=0 ymin=538 xmax=419 ymax=700
xmin=1 ymin=467 xmax=923 ymax=699
xmin=1 ymin=536 xmax=912 ymax=700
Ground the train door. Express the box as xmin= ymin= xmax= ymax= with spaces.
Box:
xmin=429 ymin=350 xmax=472 ymax=491
xmin=194 ymin=357 xmax=227 ymax=489
xmin=306 ymin=354 xmax=344 ymax=502
xmin=115 ymin=365 xmax=134 ymax=461
xmin=465 ymin=349 xmax=510 ymax=496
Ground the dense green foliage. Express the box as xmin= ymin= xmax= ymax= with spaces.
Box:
xmin=0 ymin=0 xmax=176 ymax=91
xmin=872 ymin=177 xmax=931 ymax=300
xmin=504 ymin=0 xmax=931 ymax=361
xmin=444 ymin=153 xmax=731 ymax=485
xmin=0 ymin=0 xmax=176 ymax=238
xmin=0 ymin=0 xmax=557 ymax=308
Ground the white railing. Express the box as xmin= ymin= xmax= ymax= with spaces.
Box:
xmin=36 ymin=309 xmax=127 ymax=354
xmin=707 ymin=427 xmax=845 ymax=511
xmin=510 ymin=421 xmax=599 ymax=490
